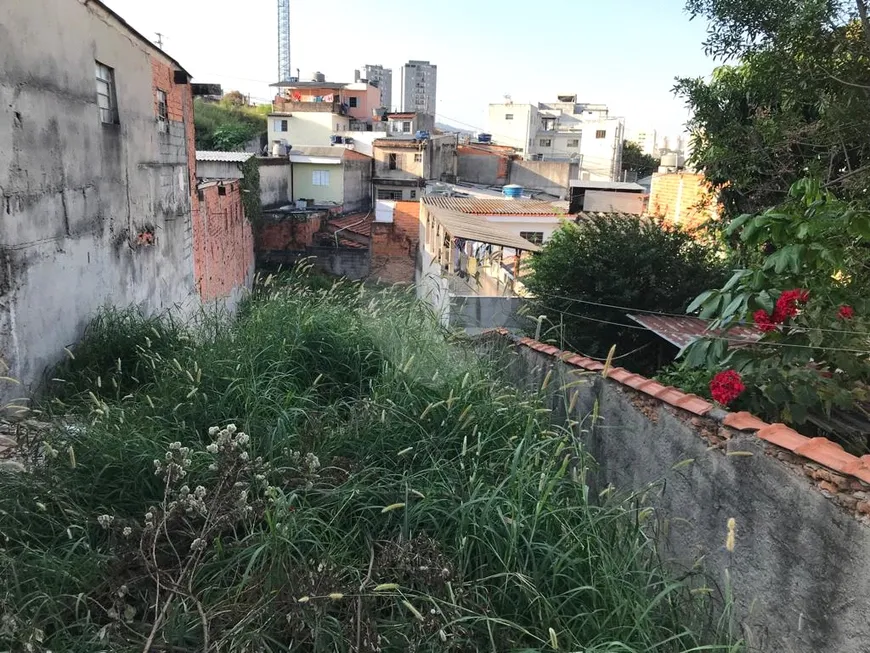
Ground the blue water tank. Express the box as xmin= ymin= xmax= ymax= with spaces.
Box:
xmin=415 ymin=130 xmax=430 ymax=140
xmin=503 ymin=184 xmax=523 ymax=198
xmin=478 ymin=133 xmax=492 ymax=144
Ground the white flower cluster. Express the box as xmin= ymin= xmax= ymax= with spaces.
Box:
xmin=153 ymin=441 xmax=192 ymax=483
xmin=205 ymin=424 xmax=251 ymax=472
xmin=166 ymin=484 xmax=208 ymax=518
xmin=285 ymin=449 xmax=321 ymax=489
xmin=97 ymin=514 xmax=115 ymax=529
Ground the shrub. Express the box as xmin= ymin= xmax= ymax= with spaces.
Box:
xmin=525 ymin=215 xmax=727 ymax=374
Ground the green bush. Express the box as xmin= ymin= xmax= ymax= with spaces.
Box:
xmin=1 ymin=273 xmax=742 ymax=653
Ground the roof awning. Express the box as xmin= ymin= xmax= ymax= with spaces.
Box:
xmin=428 ymin=207 xmax=542 ymax=252
xmin=288 ymin=155 xmax=342 ymax=165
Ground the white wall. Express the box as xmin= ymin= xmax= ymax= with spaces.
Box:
xmin=487 ymin=103 xmax=536 ymax=155
xmin=483 ymin=216 xmax=569 ymax=244
xmin=268 ymin=112 xmax=350 ymax=148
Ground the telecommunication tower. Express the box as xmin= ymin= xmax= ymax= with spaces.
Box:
xmin=277 ymin=0 xmax=291 ymax=82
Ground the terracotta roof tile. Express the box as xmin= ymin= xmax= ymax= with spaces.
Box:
xmin=724 ymin=411 xmax=769 ymax=432
xmin=794 ymin=437 xmax=854 ymax=473
xmin=671 ymin=394 xmax=715 ymax=416
xmin=842 ymin=456 xmax=870 ymax=485
xmin=422 ymin=196 xmax=563 ymax=216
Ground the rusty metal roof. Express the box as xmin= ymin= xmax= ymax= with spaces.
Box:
xmin=627 ymin=314 xmax=762 ymax=349
xmin=422 ymin=196 xmax=563 ymax=216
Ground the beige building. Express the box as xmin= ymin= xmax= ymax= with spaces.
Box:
xmin=372 ymin=134 xmax=457 ymax=200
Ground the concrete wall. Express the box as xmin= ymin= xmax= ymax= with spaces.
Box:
xmin=258 ymin=213 xmax=326 ymax=252
xmin=583 ymin=190 xmax=645 ymax=214
xmin=373 ymin=144 xmax=424 ymax=181
xmin=509 ymin=160 xmax=578 ymax=198
xmin=484 ymin=216 xmax=568 ymax=244
xmin=259 ymin=159 xmax=292 ymax=209
xmin=196 ymin=160 xmax=244 ymax=181
xmin=449 ymin=297 xmax=529 ymax=333
xmin=488 ymin=103 xmax=536 ymax=155
xmin=268 ymin=112 xmax=349 ymax=148
xmin=343 ymin=151 xmax=373 ymax=212
xmin=457 ymin=150 xmax=506 ymax=186
xmin=0 ymin=0 xmax=201 ymax=405
xmin=428 ymin=134 xmax=458 ymax=182
xmin=291 ymin=162 xmax=343 ymax=206
xmin=481 ymin=333 xmax=870 ymax=653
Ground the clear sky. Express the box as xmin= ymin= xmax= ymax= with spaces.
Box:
xmin=103 ymin=0 xmax=717 ymax=139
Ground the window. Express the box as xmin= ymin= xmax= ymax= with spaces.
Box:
xmin=377 ymin=189 xmax=402 ymax=200
xmin=388 ymin=153 xmax=398 ymax=170
xmin=312 ymin=170 xmax=330 ymax=186
xmin=218 ymin=185 xmax=227 ymax=196
xmin=505 ymin=113 xmax=514 ymax=120
xmin=539 ymin=138 xmax=552 ymax=147
xmin=414 ymin=153 xmax=422 ymax=163
xmin=95 ymin=61 xmax=119 ymax=124
xmin=274 ymin=119 xmax=288 ymax=132
xmin=595 ymin=129 xmax=606 ymax=139
xmin=349 ymin=97 xmax=358 ymax=108
xmin=520 ymin=231 xmax=544 ymax=245
xmin=402 ymin=121 xmax=411 ymax=133
xmin=567 ymin=139 xmax=579 ymax=148
xmin=156 ymin=89 xmax=168 ymax=124
xmin=409 ymin=190 xmax=417 ymax=199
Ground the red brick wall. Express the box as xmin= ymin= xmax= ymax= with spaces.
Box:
xmin=195 ymin=182 xmax=254 ymax=301
xmin=648 ymin=172 xmax=720 ymax=230
xmin=371 ymin=201 xmax=420 ymax=283
xmin=259 ymin=214 xmax=325 ymax=251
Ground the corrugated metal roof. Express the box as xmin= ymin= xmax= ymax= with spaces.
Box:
xmin=426 ymin=206 xmax=541 ymax=252
xmin=569 ymin=180 xmax=645 ymax=191
xmin=627 ymin=314 xmax=762 ymax=349
xmin=196 ymin=151 xmax=255 ymax=163
xmin=422 ymin=196 xmax=563 ymax=216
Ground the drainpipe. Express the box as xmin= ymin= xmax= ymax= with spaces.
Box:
xmin=333 ymin=209 xmax=371 ymax=248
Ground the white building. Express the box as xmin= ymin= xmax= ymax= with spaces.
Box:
xmin=363 ymin=64 xmax=392 ymax=110
xmin=487 ymin=95 xmax=625 ymax=182
xmin=402 ymin=60 xmax=437 ymax=116
xmin=627 ymin=128 xmax=658 ymax=157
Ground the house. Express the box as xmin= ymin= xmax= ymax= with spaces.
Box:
xmin=568 ymin=180 xmax=647 ymax=214
xmin=421 ymin=196 xmax=570 ymax=246
xmin=372 ymin=134 xmax=457 ymax=200
xmin=288 ymin=146 xmax=372 ymax=212
xmin=0 ymin=0 xmax=253 ymax=406
xmin=267 ymin=75 xmax=386 ymax=149
xmin=457 ymin=144 xmax=579 ymax=199
xmin=648 ymin=172 xmax=719 ymax=229
xmin=386 ymin=112 xmax=435 ymax=136
xmin=487 ymin=95 xmax=625 ymax=181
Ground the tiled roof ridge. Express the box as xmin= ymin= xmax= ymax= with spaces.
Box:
xmin=488 ymin=328 xmax=870 ymax=487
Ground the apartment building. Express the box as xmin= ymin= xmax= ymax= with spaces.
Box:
xmin=401 ymin=60 xmax=437 ymax=116
xmin=372 ymin=134 xmax=457 ymax=200
xmin=487 ymin=95 xmax=625 ymax=182
xmin=363 ymin=64 xmax=393 ymax=110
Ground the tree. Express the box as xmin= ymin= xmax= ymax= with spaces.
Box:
xmin=684 ymin=178 xmax=870 ymax=451
xmin=676 ymin=0 xmax=870 ymax=217
xmin=221 ymin=90 xmax=246 ymax=107
xmin=524 ymin=216 xmax=727 ymax=373
xmin=621 ymin=140 xmax=658 ymax=179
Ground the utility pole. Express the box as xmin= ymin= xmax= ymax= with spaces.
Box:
xmin=155 ymin=32 xmax=164 ymax=49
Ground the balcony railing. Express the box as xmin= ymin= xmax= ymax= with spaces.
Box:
xmin=273 ymin=98 xmax=347 ymax=115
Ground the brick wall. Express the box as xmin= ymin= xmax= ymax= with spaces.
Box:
xmin=194 ymin=181 xmax=255 ymax=301
xmin=258 ymin=214 xmax=326 ymax=252
xmin=370 ymin=201 xmax=420 ymax=283
xmin=648 ymin=172 xmax=720 ymax=229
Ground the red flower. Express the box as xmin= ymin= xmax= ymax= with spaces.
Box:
xmin=838 ymin=305 xmax=854 ymax=320
xmin=709 ymin=370 xmax=745 ymax=406
xmin=772 ymin=289 xmax=809 ymax=323
xmin=753 ymin=309 xmax=777 ymax=333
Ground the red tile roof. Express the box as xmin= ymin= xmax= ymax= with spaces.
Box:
xmin=489 ymin=329 xmax=870 ymax=489
xmin=328 ymin=213 xmax=372 ymax=237
xmin=627 ymin=315 xmax=762 ymax=349
xmin=422 ymin=196 xmax=564 ymax=216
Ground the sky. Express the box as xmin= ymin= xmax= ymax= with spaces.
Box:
xmin=103 ymin=0 xmax=719 ymax=140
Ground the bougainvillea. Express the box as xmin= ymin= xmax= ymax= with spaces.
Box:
xmin=838 ymin=305 xmax=855 ymax=320
xmin=709 ymin=370 xmax=745 ymax=405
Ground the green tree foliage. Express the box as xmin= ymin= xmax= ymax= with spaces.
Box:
xmin=676 ymin=0 xmax=870 ymax=216
xmin=194 ymin=95 xmax=267 ymax=152
xmin=621 ymin=140 xmax=659 ymax=179
xmin=684 ymin=179 xmax=870 ymax=450
xmin=525 ymin=216 xmax=727 ymax=373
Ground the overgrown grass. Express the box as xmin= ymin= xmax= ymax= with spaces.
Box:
xmin=0 ymin=271 xmax=742 ymax=652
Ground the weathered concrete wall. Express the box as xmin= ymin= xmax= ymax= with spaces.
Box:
xmin=0 ymin=0 xmax=201 ymax=405
xmin=480 ymin=333 xmax=870 ymax=653
xmin=427 ymin=135 xmax=458 ymax=182
xmin=449 ymin=297 xmax=529 ymax=333
xmin=343 ymin=151 xmax=373 ymax=212
xmin=509 ymin=160 xmax=578 ymax=198
xmin=258 ymin=159 xmax=292 ymax=209
xmin=457 ymin=149 xmax=507 ymax=186
xmin=259 ymin=245 xmax=370 ymax=280
xmin=196 ymin=160 xmax=244 ymax=181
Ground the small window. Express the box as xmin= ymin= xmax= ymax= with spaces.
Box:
xmin=388 ymin=153 xmax=398 ymax=170
xmin=409 ymin=190 xmax=417 ymax=199
xmin=402 ymin=121 xmax=411 ymax=133
xmin=414 ymin=153 xmax=422 ymax=163
xmin=218 ymin=185 xmax=227 ymax=196
xmin=519 ymin=231 xmax=544 ymax=245
xmin=595 ymin=130 xmax=606 ymax=139
xmin=377 ymin=189 xmax=402 ymax=200
xmin=539 ymin=139 xmax=552 ymax=147
xmin=274 ymin=119 xmax=288 ymax=132
xmin=312 ymin=170 xmax=330 ymax=186
xmin=567 ymin=139 xmax=579 ymax=148
xmin=349 ymin=97 xmax=358 ymax=108
xmin=156 ymin=89 xmax=168 ymax=123
xmin=96 ymin=61 xmax=119 ymax=124
xmin=505 ymin=113 xmax=514 ymax=120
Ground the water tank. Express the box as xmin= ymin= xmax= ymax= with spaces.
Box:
xmin=271 ymin=141 xmax=288 ymax=157
xmin=313 ymin=71 xmax=326 ymax=83
xmin=415 ymin=130 xmax=430 ymax=141
xmin=660 ymin=153 xmax=679 ymax=169
xmin=477 ymin=133 xmax=492 ymax=144
xmin=503 ymin=184 xmax=523 ymax=198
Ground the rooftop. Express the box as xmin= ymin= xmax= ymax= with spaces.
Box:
xmin=270 ymin=81 xmax=347 ymax=89
xmin=196 ymin=151 xmax=255 ymax=163
xmin=626 ymin=315 xmax=762 ymax=350
xmin=422 ymin=196 xmax=564 ymax=216
xmin=570 ymin=180 xmax=646 ymax=191
xmin=426 ymin=206 xmax=542 ymax=252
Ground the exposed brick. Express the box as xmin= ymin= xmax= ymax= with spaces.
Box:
xmin=370 ymin=201 xmax=420 ymax=283
xmin=857 ymin=500 xmax=870 ymax=515
xmin=648 ymin=172 xmax=720 ymax=229
xmin=818 ymin=480 xmax=840 ymax=495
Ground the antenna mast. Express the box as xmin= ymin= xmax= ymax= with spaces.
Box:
xmin=277 ymin=0 xmax=291 ymax=82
